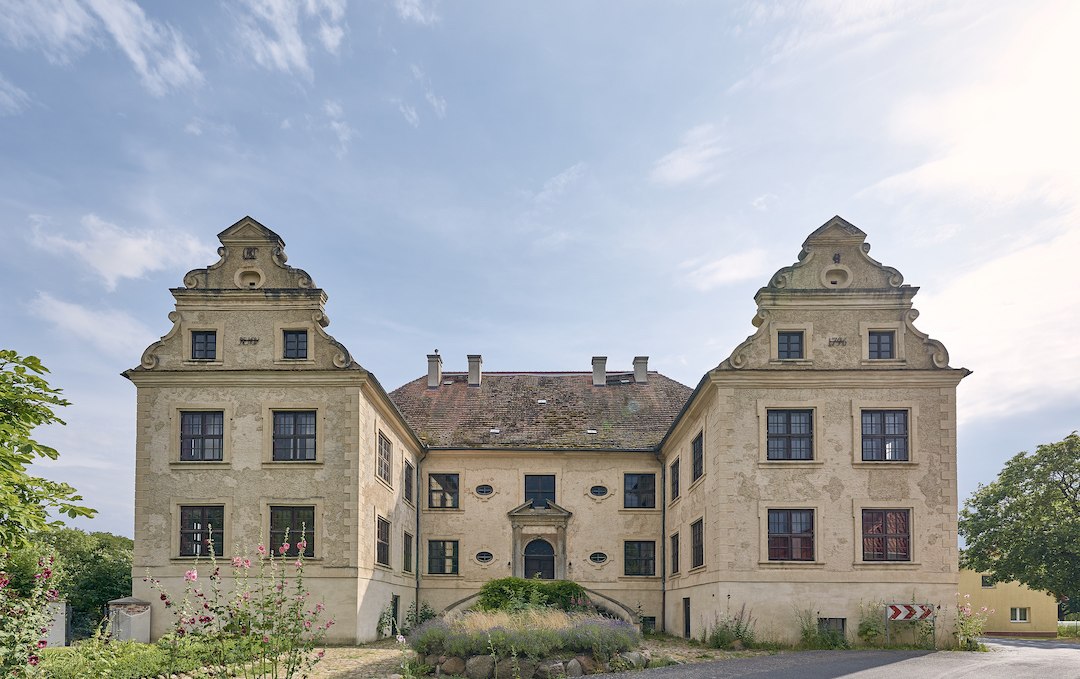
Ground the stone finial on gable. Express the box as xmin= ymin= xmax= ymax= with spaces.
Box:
xmin=181 ymin=216 xmax=316 ymax=291
xmin=767 ymin=215 xmax=904 ymax=291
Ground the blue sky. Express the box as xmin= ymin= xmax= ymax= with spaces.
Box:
xmin=1 ymin=0 xmax=1078 ymax=538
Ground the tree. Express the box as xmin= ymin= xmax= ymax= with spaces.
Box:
xmin=959 ymin=431 xmax=1080 ymax=602
xmin=5 ymin=529 xmax=133 ymax=637
xmin=0 ymin=350 xmax=95 ymax=550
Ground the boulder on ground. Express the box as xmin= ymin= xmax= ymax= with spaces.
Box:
xmin=534 ymin=660 xmax=565 ymax=679
xmin=442 ymin=656 xmax=466 ymax=675
xmin=465 ymin=654 xmax=495 ymax=679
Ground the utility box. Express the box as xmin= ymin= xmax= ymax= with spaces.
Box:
xmin=46 ymin=601 xmax=71 ymax=647
xmin=107 ymin=597 xmax=151 ymax=643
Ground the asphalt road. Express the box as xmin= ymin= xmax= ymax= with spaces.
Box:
xmin=607 ymin=638 xmax=1080 ymax=678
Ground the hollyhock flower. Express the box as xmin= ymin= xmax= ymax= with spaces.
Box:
xmin=262 ymin=635 xmax=271 ymax=644
xmin=294 ymin=560 xmax=303 ymax=568
xmin=185 ymin=569 xmax=198 ymax=583
xmin=257 ymin=544 xmax=267 ymax=555
xmin=37 ymin=640 xmax=47 ymax=648
xmin=232 ymin=557 xmax=243 ymax=568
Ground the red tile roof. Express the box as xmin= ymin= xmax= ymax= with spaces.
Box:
xmin=389 ymin=371 xmax=693 ymax=450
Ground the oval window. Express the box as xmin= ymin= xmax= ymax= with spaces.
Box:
xmin=476 ymin=551 xmax=494 ymax=564
xmin=476 ymin=484 xmax=494 ymax=496
xmin=589 ymin=552 xmax=607 ymax=564
xmin=589 ymin=485 xmax=608 ymax=497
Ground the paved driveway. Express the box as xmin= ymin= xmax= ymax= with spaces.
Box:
xmin=607 ymin=638 xmax=1080 ymax=678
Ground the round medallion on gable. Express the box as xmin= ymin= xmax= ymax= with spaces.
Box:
xmin=820 ymin=264 xmax=852 ymax=289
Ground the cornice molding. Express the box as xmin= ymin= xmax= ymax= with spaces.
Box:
xmin=123 ymin=369 xmax=370 ymax=388
xmin=708 ymin=368 xmax=970 ymax=389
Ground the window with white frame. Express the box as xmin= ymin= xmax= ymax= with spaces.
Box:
xmin=377 ymin=432 xmax=393 ymax=485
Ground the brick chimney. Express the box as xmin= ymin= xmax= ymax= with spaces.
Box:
xmin=467 ymin=354 xmax=483 ymax=387
xmin=633 ymin=356 xmax=649 ymax=384
xmin=427 ymin=352 xmax=442 ymax=388
xmin=592 ymin=356 xmax=606 ymax=387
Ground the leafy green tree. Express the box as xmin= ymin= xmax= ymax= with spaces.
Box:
xmin=0 ymin=350 xmax=95 ymax=550
xmin=959 ymin=432 xmax=1080 ymax=602
xmin=4 ymin=529 xmax=133 ymax=638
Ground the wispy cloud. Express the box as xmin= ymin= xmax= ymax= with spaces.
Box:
xmin=393 ymin=0 xmax=437 ymax=25
xmin=183 ymin=116 xmax=235 ymax=137
xmin=84 ymin=0 xmax=203 ymax=96
xmin=397 ymin=101 xmax=419 ymax=128
xmin=870 ymin=3 xmax=1080 ymax=212
xmin=533 ymin=162 xmax=586 ymax=206
xmin=30 ymin=214 xmax=214 ymax=291
xmin=650 ymin=124 xmax=726 ymax=187
xmin=0 ymin=0 xmax=98 ymax=64
xmin=323 ymin=99 xmax=354 ymax=156
xmin=30 ymin=291 xmax=155 ymax=358
xmin=410 ymin=64 xmax=446 ymax=118
xmin=751 ymin=193 xmax=778 ymax=211
xmin=0 ymin=0 xmax=202 ymax=96
xmin=235 ymin=0 xmax=348 ymax=79
xmin=0 ymin=71 xmax=31 ymax=115
xmin=679 ymin=249 xmax=769 ymax=291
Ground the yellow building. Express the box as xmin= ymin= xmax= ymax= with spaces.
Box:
xmin=128 ymin=215 xmax=969 ymax=644
xmin=959 ymin=570 xmax=1058 ymax=638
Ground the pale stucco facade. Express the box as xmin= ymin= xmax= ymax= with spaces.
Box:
xmin=128 ymin=215 xmax=968 ymax=644
xmin=959 ymin=570 xmax=1058 ymax=638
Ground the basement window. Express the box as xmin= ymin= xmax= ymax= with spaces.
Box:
xmin=586 ymin=428 xmax=598 ymax=435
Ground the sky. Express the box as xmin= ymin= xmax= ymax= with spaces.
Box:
xmin=1 ymin=0 xmax=1078 ymax=539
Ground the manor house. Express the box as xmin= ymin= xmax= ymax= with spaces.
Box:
xmin=126 ymin=215 xmax=969 ymax=643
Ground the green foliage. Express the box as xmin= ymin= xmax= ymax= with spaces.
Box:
xmin=1058 ymin=623 xmax=1080 ymax=639
xmin=475 ymin=577 xmax=589 ymax=613
xmin=856 ymin=600 xmax=885 ymax=646
xmin=0 ymin=350 xmax=95 ymax=550
xmin=5 ymin=529 xmax=133 ymax=638
xmin=701 ymin=604 xmax=757 ymax=649
xmin=0 ymin=552 xmax=57 ymax=676
xmin=379 ymin=599 xmax=437 ymax=637
xmin=793 ymin=607 xmax=849 ymax=650
xmin=955 ymin=593 xmax=992 ymax=650
xmin=959 ymin=432 xmax=1080 ymax=603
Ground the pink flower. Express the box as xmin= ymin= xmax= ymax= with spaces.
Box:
xmin=27 ymin=655 xmax=38 ymax=666
xmin=279 ymin=543 xmax=290 ymax=555
xmin=315 ymin=602 xmax=325 ymax=613
xmin=317 ymin=650 xmax=325 ymax=659
xmin=262 ymin=635 xmax=270 ymax=644
xmin=232 ymin=557 xmax=243 ymax=568
xmin=257 ymin=544 xmax=267 ymax=555
xmin=297 ymin=540 xmax=307 ymax=550
xmin=304 ymin=620 xmax=312 ymax=629
xmin=243 ymin=558 xmax=252 ymax=569
xmin=37 ymin=640 xmax=47 ymax=648
xmin=294 ymin=560 xmax=303 ymax=568
xmin=184 ymin=569 xmax=198 ymax=583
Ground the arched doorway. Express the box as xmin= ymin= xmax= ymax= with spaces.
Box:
xmin=523 ymin=539 xmax=555 ymax=580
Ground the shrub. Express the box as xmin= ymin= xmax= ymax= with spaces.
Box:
xmin=475 ymin=577 xmax=590 ymax=613
xmin=1 ymin=553 xmax=58 ymax=676
xmin=1058 ymin=623 xmax=1080 ymax=639
xmin=794 ymin=606 xmax=849 ymax=650
xmin=701 ymin=604 xmax=756 ymax=649
xmin=955 ymin=593 xmax=992 ymax=650
xmin=408 ymin=609 xmax=640 ymax=661
xmin=857 ymin=600 xmax=885 ymax=646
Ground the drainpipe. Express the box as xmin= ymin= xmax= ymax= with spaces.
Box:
xmin=415 ymin=452 xmax=423 ymax=616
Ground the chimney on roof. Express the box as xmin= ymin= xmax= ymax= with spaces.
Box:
xmin=467 ymin=354 xmax=483 ymax=387
xmin=592 ymin=356 xmax=607 ymax=387
xmin=633 ymin=356 xmax=649 ymax=384
xmin=427 ymin=352 xmax=442 ymax=388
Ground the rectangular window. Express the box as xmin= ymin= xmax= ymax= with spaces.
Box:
xmin=861 ymin=509 xmax=910 ymax=561
xmin=404 ymin=461 xmax=415 ymax=504
xmin=670 ymin=533 xmax=680 ymax=574
xmin=428 ymin=540 xmax=459 ymax=575
xmin=670 ymin=458 xmax=680 ymax=501
xmin=767 ymin=410 xmax=813 ymax=460
xmin=403 ymin=532 xmax=414 ymax=573
xmin=691 ymin=518 xmax=704 ymax=569
xmin=283 ymin=330 xmax=308 ymax=359
xmin=1010 ymin=607 xmax=1029 ymax=623
xmin=179 ymin=505 xmax=223 ymax=557
xmin=868 ymin=331 xmax=895 ymax=360
xmin=768 ymin=509 xmax=815 ymax=561
xmin=691 ymin=432 xmax=704 ymax=481
xmin=272 ymin=411 xmax=317 ymax=461
xmin=777 ymin=331 xmax=804 ymax=359
xmin=269 ymin=506 xmax=315 ymax=557
xmin=525 ymin=474 xmax=556 ymax=508
xmin=624 ymin=541 xmax=656 ymax=576
xmin=624 ymin=473 xmax=656 ymax=508
xmin=818 ymin=618 xmax=846 ymax=635
xmin=191 ymin=331 xmax=217 ymax=360
xmin=180 ymin=411 xmax=223 ymax=461
xmin=981 ymin=575 xmax=995 ymax=588
xmin=376 ymin=516 xmax=391 ymax=567
xmin=428 ymin=473 xmax=459 ymax=509
xmin=861 ymin=410 xmax=909 ymax=461
xmin=377 ymin=432 xmax=393 ymax=485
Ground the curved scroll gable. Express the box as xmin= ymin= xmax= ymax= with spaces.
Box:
xmin=139 ymin=311 xmax=181 ymax=369
xmin=904 ymin=309 xmax=951 ymax=369
xmin=768 ymin=248 xmax=816 ymax=290
xmin=310 ymin=311 xmax=353 ymax=369
xmin=271 ymin=246 xmax=315 ymax=289
xmin=722 ymin=309 xmax=770 ymax=370
xmin=182 ymin=247 xmax=228 ymax=289
xmin=853 ymin=240 xmax=905 ymax=288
